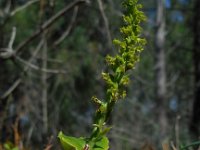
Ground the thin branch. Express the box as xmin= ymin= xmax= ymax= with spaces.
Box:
xmin=166 ymin=41 xmax=182 ymax=56
xmin=8 ymin=27 xmax=16 ymax=49
xmin=0 ymin=27 xmax=16 ymax=59
xmin=166 ymin=73 xmax=179 ymax=87
xmin=132 ymin=73 xmax=153 ymax=86
xmin=0 ymin=9 xmax=4 ymax=17
xmin=34 ymin=57 xmax=63 ymax=63
xmin=4 ymin=0 xmax=11 ymax=14
xmin=0 ymin=39 xmax=61 ymax=100
xmin=0 ymin=0 xmax=89 ymax=99
xmin=15 ymin=0 xmax=88 ymax=54
xmin=54 ymin=6 xmax=79 ymax=46
xmin=0 ymin=40 xmax=44 ymax=100
xmin=43 ymin=136 xmax=53 ymax=150
xmin=171 ymin=141 xmax=178 ymax=150
xmin=41 ymin=32 xmax=48 ymax=134
xmin=16 ymin=56 xmax=67 ymax=74
xmin=0 ymin=79 xmax=22 ymax=99
xmin=97 ymin=0 xmax=112 ymax=48
xmin=10 ymin=0 xmax=39 ymax=16
xmin=24 ymin=39 xmax=44 ymax=71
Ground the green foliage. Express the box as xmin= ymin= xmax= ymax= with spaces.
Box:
xmin=3 ymin=142 xmax=18 ymax=150
xmin=89 ymin=136 xmax=109 ymax=150
xmin=58 ymin=132 xmax=109 ymax=150
xmin=180 ymin=141 xmax=200 ymax=150
xmin=58 ymin=0 xmax=146 ymax=149
xmin=58 ymin=132 xmax=86 ymax=150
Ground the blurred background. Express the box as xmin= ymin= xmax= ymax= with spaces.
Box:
xmin=0 ymin=0 xmax=199 ymax=149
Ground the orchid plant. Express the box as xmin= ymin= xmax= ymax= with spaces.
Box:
xmin=58 ymin=0 xmax=146 ymax=149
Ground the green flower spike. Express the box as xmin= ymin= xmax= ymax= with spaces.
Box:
xmin=58 ymin=0 xmax=146 ymax=150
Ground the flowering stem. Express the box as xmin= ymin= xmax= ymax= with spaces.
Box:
xmin=90 ymin=0 xmax=146 ymax=142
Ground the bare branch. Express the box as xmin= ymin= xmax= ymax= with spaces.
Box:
xmin=8 ymin=27 xmax=16 ymax=49
xmin=0 ymin=0 xmax=87 ymax=99
xmin=43 ymin=136 xmax=53 ymax=150
xmin=34 ymin=57 xmax=63 ymax=63
xmin=4 ymin=0 xmax=11 ymax=14
xmin=0 ymin=9 xmax=3 ymax=17
xmin=15 ymin=0 xmax=89 ymax=54
xmin=0 ymin=79 xmax=22 ymax=99
xmin=54 ymin=6 xmax=79 ymax=46
xmin=0 ymin=27 xmax=16 ymax=59
xmin=16 ymin=56 xmax=67 ymax=74
xmin=170 ymin=141 xmax=178 ymax=150
xmin=0 ymin=40 xmax=43 ymax=100
xmin=41 ymin=33 xmax=48 ymax=134
xmin=24 ymin=39 xmax=44 ymax=71
xmin=97 ymin=0 xmax=112 ymax=48
xmin=10 ymin=0 xmax=39 ymax=16
xmin=0 ymin=39 xmax=64 ymax=100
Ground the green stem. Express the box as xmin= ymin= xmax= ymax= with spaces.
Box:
xmin=105 ymin=101 xmax=115 ymax=122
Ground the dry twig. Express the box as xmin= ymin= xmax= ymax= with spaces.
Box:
xmin=10 ymin=0 xmax=39 ymax=16
xmin=0 ymin=27 xmax=16 ymax=59
xmin=0 ymin=39 xmax=65 ymax=100
xmin=54 ymin=6 xmax=79 ymax=46
xmin=97 ymin=0 xmax=112 ymax=48
xmin=16 ymin=0 xmax=89 ymax=54
xmin=16 ymin=56 xmax=67 ymax=74
xmin=171 ymin=141 xmax=178 ymax=150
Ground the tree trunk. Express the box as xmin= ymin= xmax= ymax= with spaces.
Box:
xmin=155 ymin=0 xmax=168 ymax=140
xmin=189 ymin=0 xmax=200 ymax=140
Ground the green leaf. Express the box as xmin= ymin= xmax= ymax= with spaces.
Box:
xmin=4 ymin=143 xmax=11 ymax=150
xmin=58 ymin=132 xmax=86 ymax=150
xmin=89 ymin=136 xmax=109 ymax=150
xmin=58 ymin=132 xmax=109 ymax=150
xmin=3 ymin=142 xmax=19 ymax=150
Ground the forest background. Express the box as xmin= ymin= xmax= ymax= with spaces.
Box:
xmin=0 ymin=0 xmax=199 ymax=150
